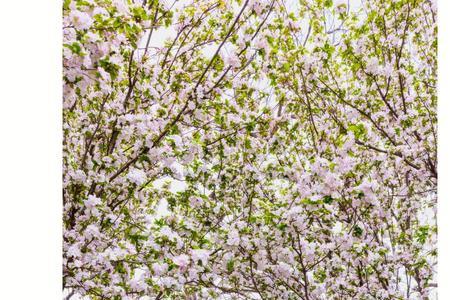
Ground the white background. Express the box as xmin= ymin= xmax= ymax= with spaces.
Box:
xmin=0 ymin=0 xmax=447 ymax=299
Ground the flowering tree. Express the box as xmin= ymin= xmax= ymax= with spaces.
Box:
xmin=63 ymin=0 xmax=437 ymax=299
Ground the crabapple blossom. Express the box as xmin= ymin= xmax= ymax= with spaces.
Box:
xmin=63 ymin=0 xmax=437 ymax=299
xmin=172 ymin=254 xmax=190 ymax=268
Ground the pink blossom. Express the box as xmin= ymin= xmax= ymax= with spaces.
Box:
xmin=172 ymin=254 xmax=190 ymax=268
xmin=127 ymin=168 xmax=147 ymax=185
xmin=85 ymin=195 xmax=101 ymax=208
xmin=191 ymin=249 xmax=210 ymax=265
xmin=224 ymin=52 xmax=240 ymax=68
xmin=70 ymin=10 xmax=93 ymax=30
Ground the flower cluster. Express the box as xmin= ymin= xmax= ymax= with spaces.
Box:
xmin=63 ymin=0 xmax=437 ymax=299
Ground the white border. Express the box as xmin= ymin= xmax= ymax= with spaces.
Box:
xmin=0 ymin=0 xmax=62 ymax=298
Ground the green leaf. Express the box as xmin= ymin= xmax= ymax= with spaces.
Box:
xmin=353 ymin=225 xmax=363 ymax=237
xmin=324 ymin=0 xmax=333 ymax=8
xmin=415 ymin=226 xmax=430 ymax=244
xmin=348 ymin=123 xmax=366 ymax=139
xmin=323 ymin=195 xmax=333 ymax=204
xmin=226 ymin=259 xmax=235 ymax=273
